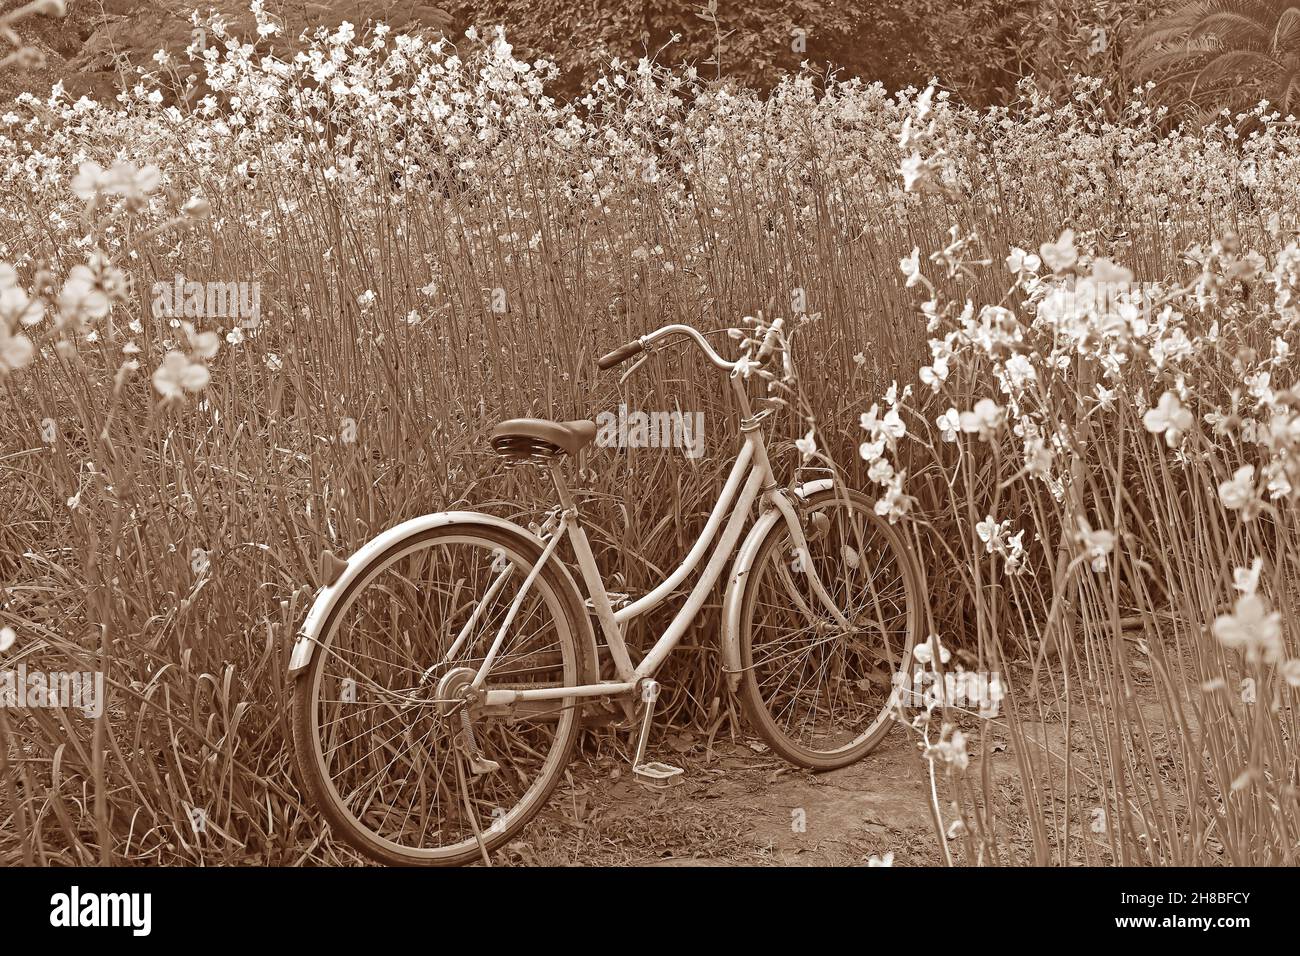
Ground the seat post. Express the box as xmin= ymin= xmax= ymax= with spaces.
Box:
xmin=548 ymin=463 xmax=577 ymax=514
xmin=547 ymin=463 xmax=637 ymax=681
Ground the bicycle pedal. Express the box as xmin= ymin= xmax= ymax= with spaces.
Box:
xmin=633 ymin=761 xmax=684 ymax=790
xmin=468 ymin=755 xmax=500 ymax=776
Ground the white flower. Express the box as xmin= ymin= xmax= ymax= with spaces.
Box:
xmin=1006 ymin=246 xmax=1041 ymax=274
xmin=1233 ymin=558 xmax=1263 ymax=596
xmin=152 ymin=351 xmax=210 ymax=399
xmin=795 ymin=429 xmax=816 ymax=459
xmin=859 ymin=436 xmax=886 ymax=462
xmin=1075 ymin=519 xmax=1115 ymax=572
xmin=1039 ymin=229 xmax=1077 ymax=272
xmin=1213 ymin=593 xmax=1283 ymax=664
xmin=976 ymin=514 xmax=1008 ymax=553
xmin=936 ymin=407 xmax=961 ymax=442
xmin=1142 ymin=392 xmax=1193 ymax=446
xmin=0 ymin=625 xmax=15 ymax=652
xmin=861 ymin=403 xmax=905 ymax=441
xmin=57 ymin=264 xmax=111 ymax=321
xmin=0 ymin=284 xmax=44 ymax=327
xmin=1218 ymin=465 xmax=1255 ymax=511
xmin=1003 ymin=353 xmax=1036 ymax=389
xmin=899 ymin=246 xmax=923 ymax=288
xmin=183 ymin=322 xmax=220 ymax=359
xmin=959 ymin=398 xmax=1004 ymax=439
xmin=919 ymin=356 xmax=949 ymax=391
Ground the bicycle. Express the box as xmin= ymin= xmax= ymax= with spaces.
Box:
xmin=289 ymin=323 xmax=922 ymax=865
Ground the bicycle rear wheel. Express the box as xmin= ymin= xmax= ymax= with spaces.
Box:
xmin=291 ymin=520 xmax=588 ymax=865
xmin=736 ymin=489 xmax=921 ymax=770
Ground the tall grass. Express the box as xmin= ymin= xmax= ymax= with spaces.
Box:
xmin=0 ymin=11 xmax=1298 ymax=863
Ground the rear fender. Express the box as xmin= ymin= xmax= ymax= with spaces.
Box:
xmin=287 ymin=512 xmax=600 ymax=684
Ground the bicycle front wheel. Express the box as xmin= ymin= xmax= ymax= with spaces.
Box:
xmin=291 ymin=520 xmax=588 ymax=865
xmin=736 ymin=489 xmax=921 ymax=770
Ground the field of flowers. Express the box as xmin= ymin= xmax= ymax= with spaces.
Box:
xmin=1 ymin=6 xmax=1299 ymax=865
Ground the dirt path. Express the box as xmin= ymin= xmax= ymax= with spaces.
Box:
xmin=496 ymin=726 xmax=952 ymax=866
xmin=481 ymin=693 xmax=1173 ymax=866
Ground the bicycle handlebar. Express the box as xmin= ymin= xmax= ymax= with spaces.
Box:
xmin=596 ymin=339 xmax=645 ymax=370
xmin=597 ymin=324 xmax=737 ymax=373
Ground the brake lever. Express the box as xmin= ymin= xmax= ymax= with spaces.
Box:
xmin=618 ymin=349 xmax=653 ymax=386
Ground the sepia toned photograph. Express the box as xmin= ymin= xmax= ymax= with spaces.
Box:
xmin=0 ymin=0 xmax=1293 ymax=930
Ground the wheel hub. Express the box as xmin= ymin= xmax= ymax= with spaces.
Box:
xmin=435 ymin=666 xmax=478 ymax=715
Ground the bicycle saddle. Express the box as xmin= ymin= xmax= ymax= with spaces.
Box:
xmin=490 ymin=418 xmax=597 ymax=459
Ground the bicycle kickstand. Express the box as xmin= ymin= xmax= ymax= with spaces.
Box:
xmin=631 ymin=679 xmax=685 ymax=790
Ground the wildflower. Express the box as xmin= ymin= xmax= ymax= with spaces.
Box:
xmin=59 ymin=253 xmax=125 ymax=325
xmin=913 ymin=636 xmax=950 ymax=666
xmin=1024 ymin=436 xmax=1052 ymax=476
xmin=795 ymin=429 xmax=816 ymax=459
xmin=930 ymin=727 xmax=969 ymax=771
xmin=1217 ymin=465 xmax=1255 ymax=511
xmin=70 ymin=161 xmax=107 ymax=201
xmin=919 ymin=355 xmax=948 ymax=390
xmin=1213 ymin=593 xmax=1283 ymax=664
xmin=152 ymin=350 xmax=210 ymax=399
xmin=0 ymin=322 xmax=33 ymax=373
xmin=860 ymin=403 xmax=905 ymax=441
xmin=859 ymin=436 xmax=885 ymax=462
xmin=1281 ymin=660 xmax=1300 ymax=688
xmin=1075 ymin=519 xmax=1115 ymax=572
xmin=1039 ymin=229 xmax=1077 ymax=272
xmin=181 ymin=196 xmax=211 ymax=219
xmin=959 ymin=398 xmax=1003 ymax=439
xmin=936 ymin=407 xmax=960 ymax=442
xmin=1003 ymin=353 xmax=1036 ymax=389
xmin=265 ymin=353 xmax=282 ymax=372
xmin=71 ymin=161 xmax=161 ymax=202
xmin=900 ymin=154 xmax=928 ymax=192
xmin=1142 ymin=391 xmax=1193 ymax=446
xmin=183 ymin=322 xmax=220 ymax=359
xmin=1090 ymin=257 xmax=1133 ymax=286
xmin=899 ymin=246 xmax=923 ymax=288
xmin=0 ymin=626 xmax=14 ymax=653
xmin=1233 ymin=558 xmax=1263 ymax=595
xmin=1004 ymin=528 xmax=1028 ymax=573
xmin=874 ymin=471 xmax=909 ymax=522
xmin=1006 ymin=246 xmax=1041 ymax=274
xmin=868 ymin=457 xmax=894 ymax=485
xmin=976 ymin=515 xmax=1008 ymax=553
xmin=0 ymin=280 xmax=44 ymax=328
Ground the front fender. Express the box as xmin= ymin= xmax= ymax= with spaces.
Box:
xmin=720 ymin=479 xmax=834 ymax=691
xmin=287 ymin=511 xmax=600 ymax=683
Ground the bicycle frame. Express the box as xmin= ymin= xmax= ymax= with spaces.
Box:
xmin=476 ymin=368 xmax=851 ymax=709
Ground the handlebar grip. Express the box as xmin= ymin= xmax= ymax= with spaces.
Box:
xmin=597 ymin=339 xmax=645 ymax=371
